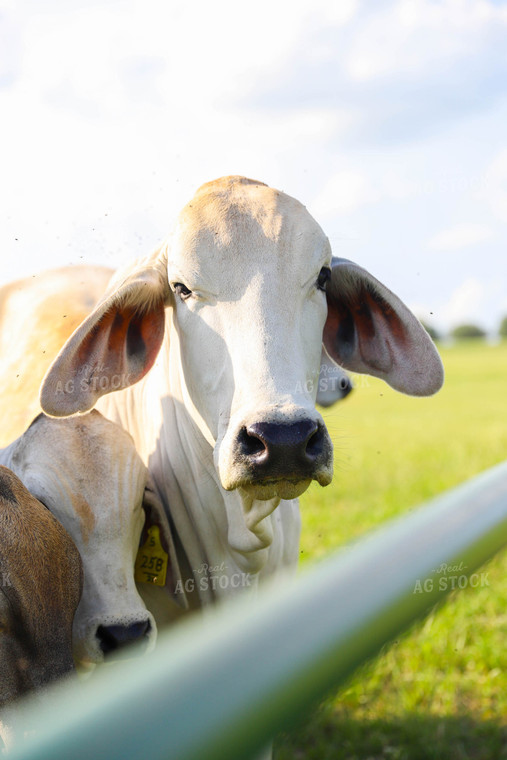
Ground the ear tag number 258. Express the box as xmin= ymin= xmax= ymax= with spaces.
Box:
xmin=135 ymin=525 xmax=168 ymax=587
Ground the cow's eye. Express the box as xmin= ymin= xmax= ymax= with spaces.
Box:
xmin=317 ymin=267 xmax=331 ymax=292
xmin=173 ymin=282 xmax=192 ymax=300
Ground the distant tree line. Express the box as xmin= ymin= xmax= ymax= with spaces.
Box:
xmin=421 ymin=316 xmax=507 ymax=341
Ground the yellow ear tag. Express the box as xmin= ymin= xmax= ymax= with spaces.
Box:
xmin=135 ymin=525 xmax=168 ymax=587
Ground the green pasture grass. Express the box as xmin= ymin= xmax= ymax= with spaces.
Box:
xmin=274 ymin=340 xmax=507 ymax=760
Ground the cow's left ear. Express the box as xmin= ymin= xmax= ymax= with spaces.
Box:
xmin=323 ymin=257 xmax=444 ymax=396
xmin=40 ymin=249 xmax=170 ymax=417
xmin=138 ymin=482 xmax=187 ymax=609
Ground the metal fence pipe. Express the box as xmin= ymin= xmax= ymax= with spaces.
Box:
xmin=9 ymin=460 xmax=507 ymax=760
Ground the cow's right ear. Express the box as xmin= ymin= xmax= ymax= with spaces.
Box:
xmin=40 ymin=249 xmax=171 ymax=416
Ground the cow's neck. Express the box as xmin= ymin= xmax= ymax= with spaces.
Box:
xmin=98 ymin=337 xmax=300 ymax=604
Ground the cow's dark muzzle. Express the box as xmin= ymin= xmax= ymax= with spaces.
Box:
xmin=236 ymin=419 xmax=328 ymax=484
xmin=96 ymin=620 xmax=151 ymax=658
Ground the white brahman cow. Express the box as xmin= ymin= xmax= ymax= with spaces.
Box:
xmin=0 ymin=465 xmax=82 ymax=749
xmin=0 ymin=411 xmax=184 ymax=670
xmin=38 ymin=176 xmax=443 ymax=607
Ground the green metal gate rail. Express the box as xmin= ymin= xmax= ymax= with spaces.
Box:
xmin=10 ymin=460 xmax=507 ymax=760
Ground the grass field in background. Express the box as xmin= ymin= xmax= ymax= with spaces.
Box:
xmin=274 ymin=340 xmax=507 ymax=760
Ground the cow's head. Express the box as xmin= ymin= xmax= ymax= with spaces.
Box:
xmin=40 ymin=176 xmax=443 ymax=503
xmin=9 ymin=412 xmax=183 ymax=668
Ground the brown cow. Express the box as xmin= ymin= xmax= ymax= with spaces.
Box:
xmin=0 ymin=465 xmax=83 ymax=748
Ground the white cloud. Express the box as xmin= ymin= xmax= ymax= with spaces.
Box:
xmin=247 ymin=0 xmax=507 ymax=146
xmin=310 ymin=171 xmax=378 ymax=217
xmin=440 ymin=277 xmax=486 ymax=327
xmin=0 ymin=10 xmax=22 ymax=86
xmin=15 ymin=1 xmax=349 ymax=113
xmin=345 ymin=0 xmax=507 ymax=83
xmin=309 ymin=159 xmax=426 ymax=221
xmin=428 ymin=223 xmax=494 ymax=251
xmin=0 ymin=0 xmax=506 ymax=342
xmin=0 ymin=1 xmax=359 ymax=281
xmin=478 ymin=148 xmax=507 ymax=222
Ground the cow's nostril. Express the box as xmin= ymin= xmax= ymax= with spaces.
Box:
xmin=306 ymin=424 xmax=325 ymax=460
xmin=96 ymin=620 xmax=151 ymax=655
xmin=238 ymin=426 xmax=267 ymax=458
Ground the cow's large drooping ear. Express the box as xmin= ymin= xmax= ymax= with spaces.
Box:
xmin=323 ymin=257 xmax=444 ymax=396
xmin=40 ymin=249 xmax=171 ymax=416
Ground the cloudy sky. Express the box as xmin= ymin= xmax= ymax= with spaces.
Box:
xmin=1 ymin=0 xmax=506 ymax=334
